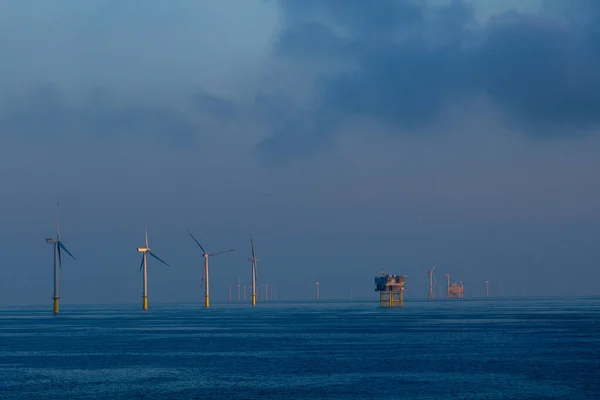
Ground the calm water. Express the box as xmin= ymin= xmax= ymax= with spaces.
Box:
xmin=0 ymin=298 xmax=598 ymax=399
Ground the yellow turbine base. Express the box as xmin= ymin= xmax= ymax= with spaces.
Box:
xmin=251 ymin=294 xmax=256 ymax=307
xmin=204 ymin=295 xmax=210 ymax=308
xmin=53 ymin=297 xmax=59 ymax=314
xmin=142 ymin=296 xmax=148 ymax=311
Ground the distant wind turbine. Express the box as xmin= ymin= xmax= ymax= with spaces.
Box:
xmin=265 ymin=283 xmax=269 ymax=301
xmin=247 ymin=235 xmax=259 ymax=306
xmin=428 ymin=264 xmax=437 ymax=299
xmin=188 ymin=231 xmax=235 ymax=308
xmin=137 ymin=226 xmax=169 ymax=310
xmin=45 ymin=197 xmax=76 ymax=315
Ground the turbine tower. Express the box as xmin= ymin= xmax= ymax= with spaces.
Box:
xmin=316 ymin=281 xmax=320 ymax=300
xmin=188 ymin=231 xmax=235 ymax=308
xmin=45 ymin=198 xmax=76 ymax=315
xmin=485 ymin=280 xmax=489 ymax=297
xmin=428 ymin=264 xmax=437 ymax=299
xmin=445 ymin=273 xmax=450 ymax=298
xmin=137 ymin=226 xmax=169 ymax=310
xmin=237 ymin=278 xmax=241 ymax=301
xmin=247 ymin=236 xmax=259 ymax=306
xmin=265 ymin=283 xmax=269 ymax=301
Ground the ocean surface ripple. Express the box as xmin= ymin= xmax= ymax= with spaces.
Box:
xmin=0 ymin=298 xmax=598 ymax=399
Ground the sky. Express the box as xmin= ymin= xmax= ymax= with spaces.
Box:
xmin=1 ymin=0 xmax=599 ymax=306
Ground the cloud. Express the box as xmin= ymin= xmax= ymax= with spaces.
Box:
xmin=258 ymin=0 xmax=600 ymax=159
xmin=0 ymin=84 xmax=237 ymax=148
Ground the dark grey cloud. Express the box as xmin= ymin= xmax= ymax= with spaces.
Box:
xmin=0 ymin=85 xmax=236 ymax=148
xmin=258 ymin=0 xmax=600 ymax=159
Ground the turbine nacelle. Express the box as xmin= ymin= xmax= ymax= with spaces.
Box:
xmin=137 ymin=247 xmax=149 ymax=252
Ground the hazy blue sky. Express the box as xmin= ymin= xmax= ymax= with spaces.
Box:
xmin=1 ymin=0 xmax=599 ymax=305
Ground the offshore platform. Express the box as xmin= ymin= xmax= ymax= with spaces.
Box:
xmin=444 ymin=274 xmax=464 ymax=298
xmin=374 ymin=272 xmax=407 ymax=308
xmin=447 ymin=282 xmax=464 ymax=298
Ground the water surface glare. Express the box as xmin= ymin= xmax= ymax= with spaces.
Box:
xmin=0 ymin=298 xmax=598 ymax=399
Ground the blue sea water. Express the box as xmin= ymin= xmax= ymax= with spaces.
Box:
xmin=0 ymin=298 xmax=598 ymax=399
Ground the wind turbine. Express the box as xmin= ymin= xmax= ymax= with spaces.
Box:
xmin=428 ymin=264 xmax=437 ymax=299
xmin=260 ymin=284 xmax=264 ymax=301
xmin=45 ymin=198 xmax=76 ymax=315
xmin=188 ymin=231 xmax=235 ymax=308
xmin=485 ymin=280 xmax=489 ymax=297
xmin=265 ymin=283 xmax=269 ymax=301
xmin=137 ymin=226 xmax=169 ymax=310
xmin=247 ymin=235 xmax=259 ymax=306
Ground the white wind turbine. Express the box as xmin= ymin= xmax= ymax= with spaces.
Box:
xmin=137 ymin=226 xmax=169 ymax=310
xmin=45 ymin=198 xmax=76 ymax=315
xmin=247 ymin=235 xmax=259 ymax=306
xmin=188 ymin=231 xmax=235 ymax=308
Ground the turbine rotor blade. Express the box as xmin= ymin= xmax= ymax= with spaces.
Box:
xmin=139 ymin=253 xmax=145 ymax=271
xmin=59 ymin=242 xmax=76 ymax=260
xmin=250 ymin=235 xmax=255 ymax=258
xmin=209 ymin=249 xmax=236 ymax=257
xmin=56 ymin=194 xmax=61 ymax=240
xmin=147 ymin=250 xmax=169 ymax=267
xmin=188 ymin=230 xmax=207 ymax=254
xmin=57 ymin=243 xmax=62 ymax=270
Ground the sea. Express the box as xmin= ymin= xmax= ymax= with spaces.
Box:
xmin=0 ymin=297 xmax=598 ymax=399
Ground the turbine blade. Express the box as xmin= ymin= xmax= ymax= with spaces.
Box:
xmin=59 ymin=242 xmax=76 ymax=260
xmin=250 ymin=235 xmax=255 ymax=258
xmin=57 ymin=244 xmax=62 ymax=270
xmin=209 ymin=249 xmax=236 ymax=257
xmin=56 ymin=194 xmax=61 ymax=240
xmin=147 ymin=250 xmax=169 ymax=267
xmin=140 ymin=254 xmax=145 ymax=272
xmin=200 ymin=262 xmax=206 ymax=286
xmin=188 ymin=231 xmax=206 ymax=254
